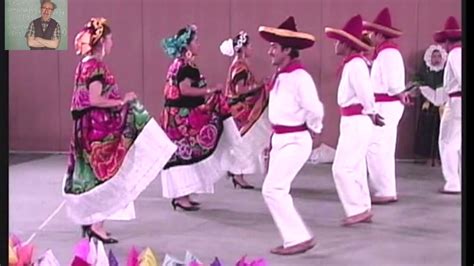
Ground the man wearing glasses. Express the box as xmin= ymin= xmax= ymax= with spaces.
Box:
xmin=25 ymin=0 xmax=61 ymax=50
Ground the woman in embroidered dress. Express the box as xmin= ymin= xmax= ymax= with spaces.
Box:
xmin=62 ymin=18 xmax=176 ymax=243
xmin=159 ymin=25 xmax=243 ymax=211
xmin=219 ymin=31 xmax=272 ymax=189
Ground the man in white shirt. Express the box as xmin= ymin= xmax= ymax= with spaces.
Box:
xmin=258 ymin=16 xmax=324 ymax=255
xmin=325 ymin=15 xmax=385 ymax=226
xmin=432 ymin=16 xmax=462 ymax=194
xmin=362 ymin=7 xmax=411 ymax=204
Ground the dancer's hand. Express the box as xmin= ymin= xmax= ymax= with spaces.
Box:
xmin=369 ymin=113 xmax=385 ymax=127
xmin=214 ymin=84 xmax=224 ymax=92
xmin=422 ymin=101 xmax=430 ymax=110
xmin=206 ymin=86 xmax=220 ymax=95
xmin=408 ymin=89 xmax=419 ymax=98
xmin=406 ymin=83 xmax=420 ymax=97
xmin=124 ymin=92 xmax=137 ymax=103
xmin=398 ymin=91 xmax=413 ymax=106
xmin=310 ymin=131 xmax=322 ymax=149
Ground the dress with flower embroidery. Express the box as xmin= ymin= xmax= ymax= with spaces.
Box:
xmin=63 ymin=58 xmax=152 ymax=194
xmin=160 ymin=58 xmax=231 ymax=169
xmin=62 ymin=57 xmax=177 ymax=225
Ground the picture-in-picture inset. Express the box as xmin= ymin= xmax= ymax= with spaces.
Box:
xmin=5 ymin=0 xmax=68 ymax=50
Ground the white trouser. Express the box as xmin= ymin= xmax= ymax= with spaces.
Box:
xmin=262 ymin=131 xmax=313 ymax=248
xmin=439 ymin=97 xmax=461 ymax=192
xmin=367 ymin=101 xmax=404 ymax=197
xmin=333 ymin=115 xmax=373 ymax=217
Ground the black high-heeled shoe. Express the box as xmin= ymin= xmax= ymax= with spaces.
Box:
xmin=189 ymin=200 xmax=200 ymax=206
xmin=84 ymin=227 xmax=119 ymax=244
xmin=171 ymin=199 xmax=200 ymax=211
xmin=231 ymin=177 xmax=255 ymax=190
xmin=81 ymin=225 xmax=111 ymax=237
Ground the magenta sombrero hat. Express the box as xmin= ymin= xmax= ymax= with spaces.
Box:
xmin=363 ymin=7 xmax=402 ymax=38
xmin=325 ymin=15 xmax=372 ymax=52
xmin=258 ymin=16 xmax=315 ymax=50
xmin=433 ymin=16 xmax=461 ymax=43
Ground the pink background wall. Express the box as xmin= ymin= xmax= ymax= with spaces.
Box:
xmin=9 ymin=0 xmax=461 ymax=158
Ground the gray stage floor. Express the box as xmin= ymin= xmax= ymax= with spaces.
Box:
xmin=9 ymin=154 xmax=461 ymax=266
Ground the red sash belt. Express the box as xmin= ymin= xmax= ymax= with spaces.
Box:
xmin=374 ymin=93 xmax=399 ymax=102
xmin=272 ymin=124 xmax=307 ymax=134
xmin=448 ymin=91 xmax=462 ymax=98
xmin=340 ymin=104 xmax=363 ymax=116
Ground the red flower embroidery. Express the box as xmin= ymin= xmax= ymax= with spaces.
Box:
xmin=165 ymin=84 xmax=180 ymax=100
xmin=197 ymin=125 xmax=218 ymax=149
xmin=89 ymin=139 xmax=127 ymax=181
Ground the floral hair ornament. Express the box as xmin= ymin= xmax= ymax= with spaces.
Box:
xmin=162 ymin=24 xmax=198 ymax=58
xmin=234 ymin=31 xmax=248 ymax=51
xmin=219 ymin=38 xmax=235 ymax=57
xmin=220 ymin=31 xmax=248 ymax=57
xmin=74 ymin=17 xmax=108 ymax=56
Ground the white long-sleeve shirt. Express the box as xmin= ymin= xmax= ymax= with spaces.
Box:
xmin=370 ymin=47 xmax=406 ymax=96
xmin=338 ymin=56 xmax=376 ymax=114
xmin=268 ymin=68 xmax=324 ymax=133
xmin=443 ymin=46 xmax=462 ymax=95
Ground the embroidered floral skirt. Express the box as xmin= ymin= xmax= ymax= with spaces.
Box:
xmin=159 ymin=95 xmax=243 ymax=198
xmin=62 ymin=100 xmax=177 ymax=224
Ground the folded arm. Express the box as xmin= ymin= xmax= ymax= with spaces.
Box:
xmin=26 ymin=37 xmax=46 ymax=48
xmin=350 ymin=59 xmax=376 ymax=115
xmin=35 ymin=37 xmax=59 ymax=49
xmin=298 ymin=72 xmax=324 ymax=134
